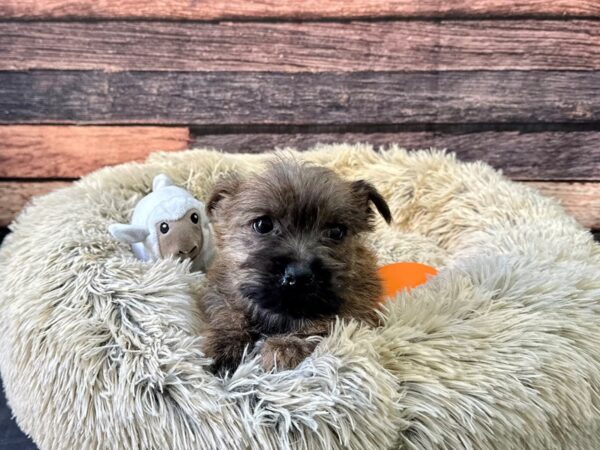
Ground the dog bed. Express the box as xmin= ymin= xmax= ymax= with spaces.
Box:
xmin=0 ymin=145 xmax=599 ymax=450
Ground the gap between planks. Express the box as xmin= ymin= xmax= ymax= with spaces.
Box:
xmin=2 ymin=21 xmax=600 ymax=72
xmin=0 ymin=0 xmax=599 ymax=20
xmin=1 ymin=180 xmax=599 ymax=229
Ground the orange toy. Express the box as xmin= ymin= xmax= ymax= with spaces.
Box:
xmin=378 ymin=262 xmax=438 ymax=301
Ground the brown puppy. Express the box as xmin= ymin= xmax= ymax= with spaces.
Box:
xmin=201 ymin=159 xmax=391 ymax=374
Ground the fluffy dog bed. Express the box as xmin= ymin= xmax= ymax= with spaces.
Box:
xmin=0 ymin=145 xmax=599 ymax=450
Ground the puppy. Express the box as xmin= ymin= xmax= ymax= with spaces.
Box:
xmin=201 ymin=159 xmax=391 ymax=374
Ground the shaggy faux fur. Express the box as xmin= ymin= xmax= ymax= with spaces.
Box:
xmin=0 ymin=145 xmax=599 ymax=450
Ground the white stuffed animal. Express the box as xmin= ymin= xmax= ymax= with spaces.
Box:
xmin=109 ymin=174 xmax=215 ymax=272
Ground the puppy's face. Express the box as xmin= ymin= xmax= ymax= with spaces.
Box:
xmin=207 ymin=160 xmax=391 ymax=327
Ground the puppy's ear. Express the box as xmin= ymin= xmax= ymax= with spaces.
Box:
xmin=351 ymin=180 xmax=392 ymax=224
xmin=206 ymin=174 xmax=241 ymax=218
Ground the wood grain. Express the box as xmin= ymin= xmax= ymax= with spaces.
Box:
xmin=0 ymin=0 xmax=598 ymax=20
xmin=2 ymin=127 xmax=597 ymax=181
xmin=0 ymin=126 xmax=190 ymax=178
xmin=0 ymin=181 xmax=70 ymax=226
xmin=1 ymin=71 xmax=599 ymax=125
xmin=2 ymin=21 xmax=600 ymax=72
xmin=191 ymin=130 xmax=600 ymax=181
xmin=1 ymin=128 xmax=597 ymax=181
xmin=526 ymin=182 xmax=600 ymax=229
xmin=1 ymin=181 xmax=598 ymax=228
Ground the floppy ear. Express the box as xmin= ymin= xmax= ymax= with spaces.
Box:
xmin=351 ymin=180 xmax=392 ymax=224
xmin=206 ymin=174 xmax=241 ymax=218
xmin=109 ymin=224 xmax=149 ymax=243
xmin=152 ymin=173 xmax=174 ymax=191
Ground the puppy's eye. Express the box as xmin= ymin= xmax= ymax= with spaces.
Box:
xmin=159 ymin=222 xmax=169 ymax=234
xmin=252 ymin=216 xmax=274 ymax=234
xmin=190 ymin=212 xmax=199 ymax=224
xmin=326 ymin=225 xmax=347 ymax=241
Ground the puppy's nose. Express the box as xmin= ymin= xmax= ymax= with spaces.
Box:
xmin=281 ymin=262 xmax=314 ymax=287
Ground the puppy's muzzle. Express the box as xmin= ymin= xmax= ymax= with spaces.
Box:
xmin=281 ymin=261 xmax=315 ymax=287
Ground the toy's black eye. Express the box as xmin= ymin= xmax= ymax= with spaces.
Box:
xmin=190 ymin=213 xmax=199 ymax=224
xmin=251 ymin=216 xmax=273 ymax=234
xmin=160 ymin=222 xmax=169 ymax=234
xmin=326 ymin=225 xmax=347 ymax=241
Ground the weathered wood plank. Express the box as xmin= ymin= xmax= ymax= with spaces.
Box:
xmin=0 ymin=181 xmax=70 ymax=226
xmin=0 ymin=126 xmax=190 ymax=178
xmin=2 ymin=181 xmax=599 ymax=228
xmin=1 ymin=127 xmax=598 ymax=180
xmin=526 ymin=182 xmax=600 ymax=229
xmin=0 ymin=0 xmax=598 ymax=20
xmin=2 ymin=21 xmax=600 ymax=72
xmin=1 ymin=71 xmax=599 ymax=125
xmin=191 ymin=130 xmax=600 ymax=181
xmin=2 ymin=127 xmax=597 ymax=181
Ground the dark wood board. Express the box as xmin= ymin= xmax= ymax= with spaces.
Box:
xmin=191 ymin=130 xmax=600 ymax=181
xmin=1 ymin=71 xmax=600 ymax=125
xmin=0 ymin=0 xmax=598 ymax=20
xmin=2 ymin=21 xmax=600 ymax=72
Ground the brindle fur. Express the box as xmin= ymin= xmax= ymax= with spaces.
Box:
xmin=201 ymin=159 xmax=391 ymax=374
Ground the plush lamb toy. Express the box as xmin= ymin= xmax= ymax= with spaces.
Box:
xmin=109 ymin=174 xmax=215 ymax=272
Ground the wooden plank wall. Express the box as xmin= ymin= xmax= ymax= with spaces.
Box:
xmin=0 ymin=1 xmax=599 ymax=241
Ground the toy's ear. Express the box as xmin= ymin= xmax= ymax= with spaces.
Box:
xmin=351 ymin=180 xmax=392 ymax=224
xmin=206 ymin=174 xmax=242 ymax=218
xmin=152 ymin=173 xmax=174 ymax=191
xmin=109 ymin=224 xmax=149 ymax=243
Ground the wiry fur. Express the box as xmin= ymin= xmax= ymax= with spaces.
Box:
xmin=0 ymin=144 xmax=599 ymax=450
xmin=201 ymin=159 xmax=390 ymax=373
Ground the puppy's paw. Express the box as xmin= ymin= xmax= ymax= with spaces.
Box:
xmin=202 ymin=328 xmax=253 ymax=377
xmin=260 ymin=336 xmax=316 ymax=371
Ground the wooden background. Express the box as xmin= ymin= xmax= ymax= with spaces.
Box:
xmin=1 ymin=0 xmax=600 ymax=243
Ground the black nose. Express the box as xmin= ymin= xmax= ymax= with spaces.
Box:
xmin=281 ymin=261 xmax=314 ymax=287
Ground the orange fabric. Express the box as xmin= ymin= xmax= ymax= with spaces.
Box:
xmin=378 ymin=262 xmax=438 ymax=301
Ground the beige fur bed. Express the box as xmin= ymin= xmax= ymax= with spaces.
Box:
xmin=0 ymin=145 xmax=599 ymax=450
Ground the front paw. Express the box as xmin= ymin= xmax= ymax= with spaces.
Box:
xmin=202 ymin=329 xmax=253 ymax=376
xmin=260 ymin=336 xmax=316 ymax=371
